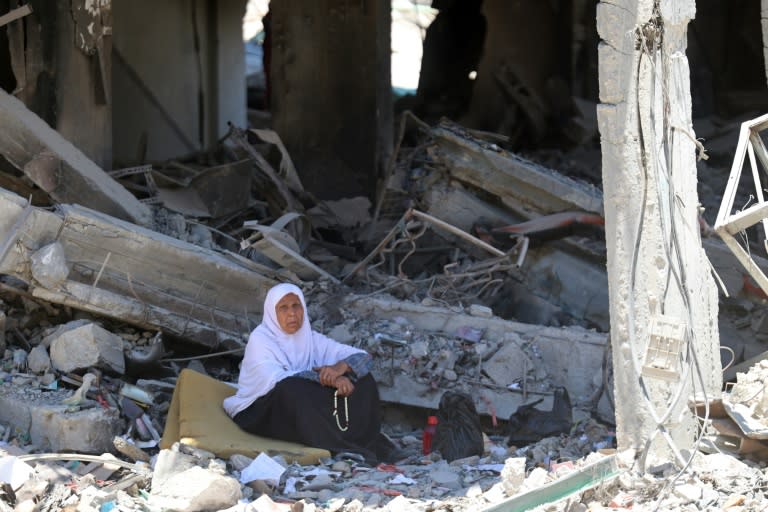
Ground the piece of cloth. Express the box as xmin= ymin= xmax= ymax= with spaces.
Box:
xmin=233 ymin=374 xmax=384 ymax=463
xmin=223 ymin=283 xmax=367 ymax=417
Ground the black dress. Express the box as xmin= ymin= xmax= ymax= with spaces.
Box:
xmin=233 ymin=373 xmax=386 ymax=463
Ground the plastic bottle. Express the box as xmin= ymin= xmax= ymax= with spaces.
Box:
xmin=422 ymin=415 xmax=438 ymax=454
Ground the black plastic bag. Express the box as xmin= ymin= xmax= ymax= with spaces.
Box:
xmin=507 ymin=386 xmax=572 ymax=446
xmin=432 ymin=390 xmax=484 ymax=462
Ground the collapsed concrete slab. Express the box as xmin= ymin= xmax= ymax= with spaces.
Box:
xmin=0 ymin=88 xmax=152 ymax=227
xmin=431 ymin=122 xmax=604 ymax=218
xmin=423 ymin=157 xmax=768 ymax=351
xmin=0 ymin=188 xmax=278 ymax=348
xmin=345 ymin=295 xmax=610 ymax=420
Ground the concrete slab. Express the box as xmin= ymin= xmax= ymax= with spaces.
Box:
xmin=0 ymin=187 xmax=279 ymax=348
xmin=347 ymin=296 xmax=610 ymax=419
xmin=0 ymin=88 xmax=152 ymax=226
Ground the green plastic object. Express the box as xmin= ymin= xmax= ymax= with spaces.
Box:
xmin=480 ymin=455 xmax=620 ymax=512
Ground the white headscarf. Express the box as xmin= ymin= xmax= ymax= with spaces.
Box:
xmin=223 ymin=283 xmax=365 ymax=417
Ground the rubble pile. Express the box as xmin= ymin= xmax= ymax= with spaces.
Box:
xmin=2 ymin=72 xmax=768 ymax=510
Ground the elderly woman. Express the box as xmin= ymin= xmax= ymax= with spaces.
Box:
xmin=224 ymin=283 xmax=395 ymax=463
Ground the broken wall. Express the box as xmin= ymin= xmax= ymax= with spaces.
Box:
xmin=112 ymin=0 xmax=247 ymax=166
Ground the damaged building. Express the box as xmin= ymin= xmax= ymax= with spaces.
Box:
xmin=0 ymin=0 xmax=768 ymax=510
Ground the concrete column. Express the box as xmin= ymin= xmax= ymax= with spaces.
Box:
xmin=597 ymin=0 xmax=721 ymax=470
xmin=270 ymin=0 xmax=391 ymax=201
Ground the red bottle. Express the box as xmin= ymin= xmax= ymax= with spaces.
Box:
xmin=422 ymin=415 xmax=438 ymax=454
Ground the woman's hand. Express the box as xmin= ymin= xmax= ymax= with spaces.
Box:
xmin=334 ymin=375 xmax=355 ymax=397
xmin=315 ymin=361 xmax=350 ymax=387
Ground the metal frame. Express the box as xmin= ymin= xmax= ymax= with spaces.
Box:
xmin=714 ymin=113 xmax=768 ymax=295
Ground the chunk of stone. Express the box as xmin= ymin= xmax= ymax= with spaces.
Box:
xmin=482 ymin=482 xmax=507 ymax=503
xmin=26 ymin=345 xmax=51 ymax=374
xmin=674 ymin=482 xmax=703 ymax=501
xmin=228 ymin=454 xmax=253 ymax=472
xmin=30 ymin=242 xmax=69 ymax=289
xmin=152 ymin=447 xmax=198 ymax=489
xmin=149 ymin=466 xmax=241 ymax=512
xmin=409 ymin=341 xmax=429 ymax=358
xmin=27 ymin=405 xmax=121 ymax=453
xmin=49 ymin=322 xmax=125 ymax=374
xmin=429 ymin=468 xmax=462 ymax=490
xmin=500 ymin=457 xmax=526 ymax=495
xmin=520 ymin=466 xmax=549 ymax=492
xmin=483 ymin=337 xmax=532 ymax=387
xmin=385 ymin=495 xmax=416 ymax=512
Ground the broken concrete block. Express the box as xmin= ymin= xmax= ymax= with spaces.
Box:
xmin=26 ymin=345 xmax=50 ymax=374
xmin=30 ymin=406 xmax=120 ymax=453
xmin=48 ymin=322 xmax=125 ymax=374
xmin=151 ymin=446 xmax=199 ymax=490
xmin=41 ymin=319 xmax=90 ymax=346
xmin=409 ymin=341 xmax=429 ymax=358
xmin=520 ymin=466 xmax=550 ymax=492
xmin=483 ymin=337 xmax=532 ymax=387
xmin=149 ymin=466 xmax=242 ymax=512
xmin=307 ymin=196 xmax=372 ymax=229
xmin=30 ymin=242 xmax=69 ymax=289
xmin=0 ymin=386 xmax=120 ymax=453
xmin=500 ymin=457 xmax=526 ymax=495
